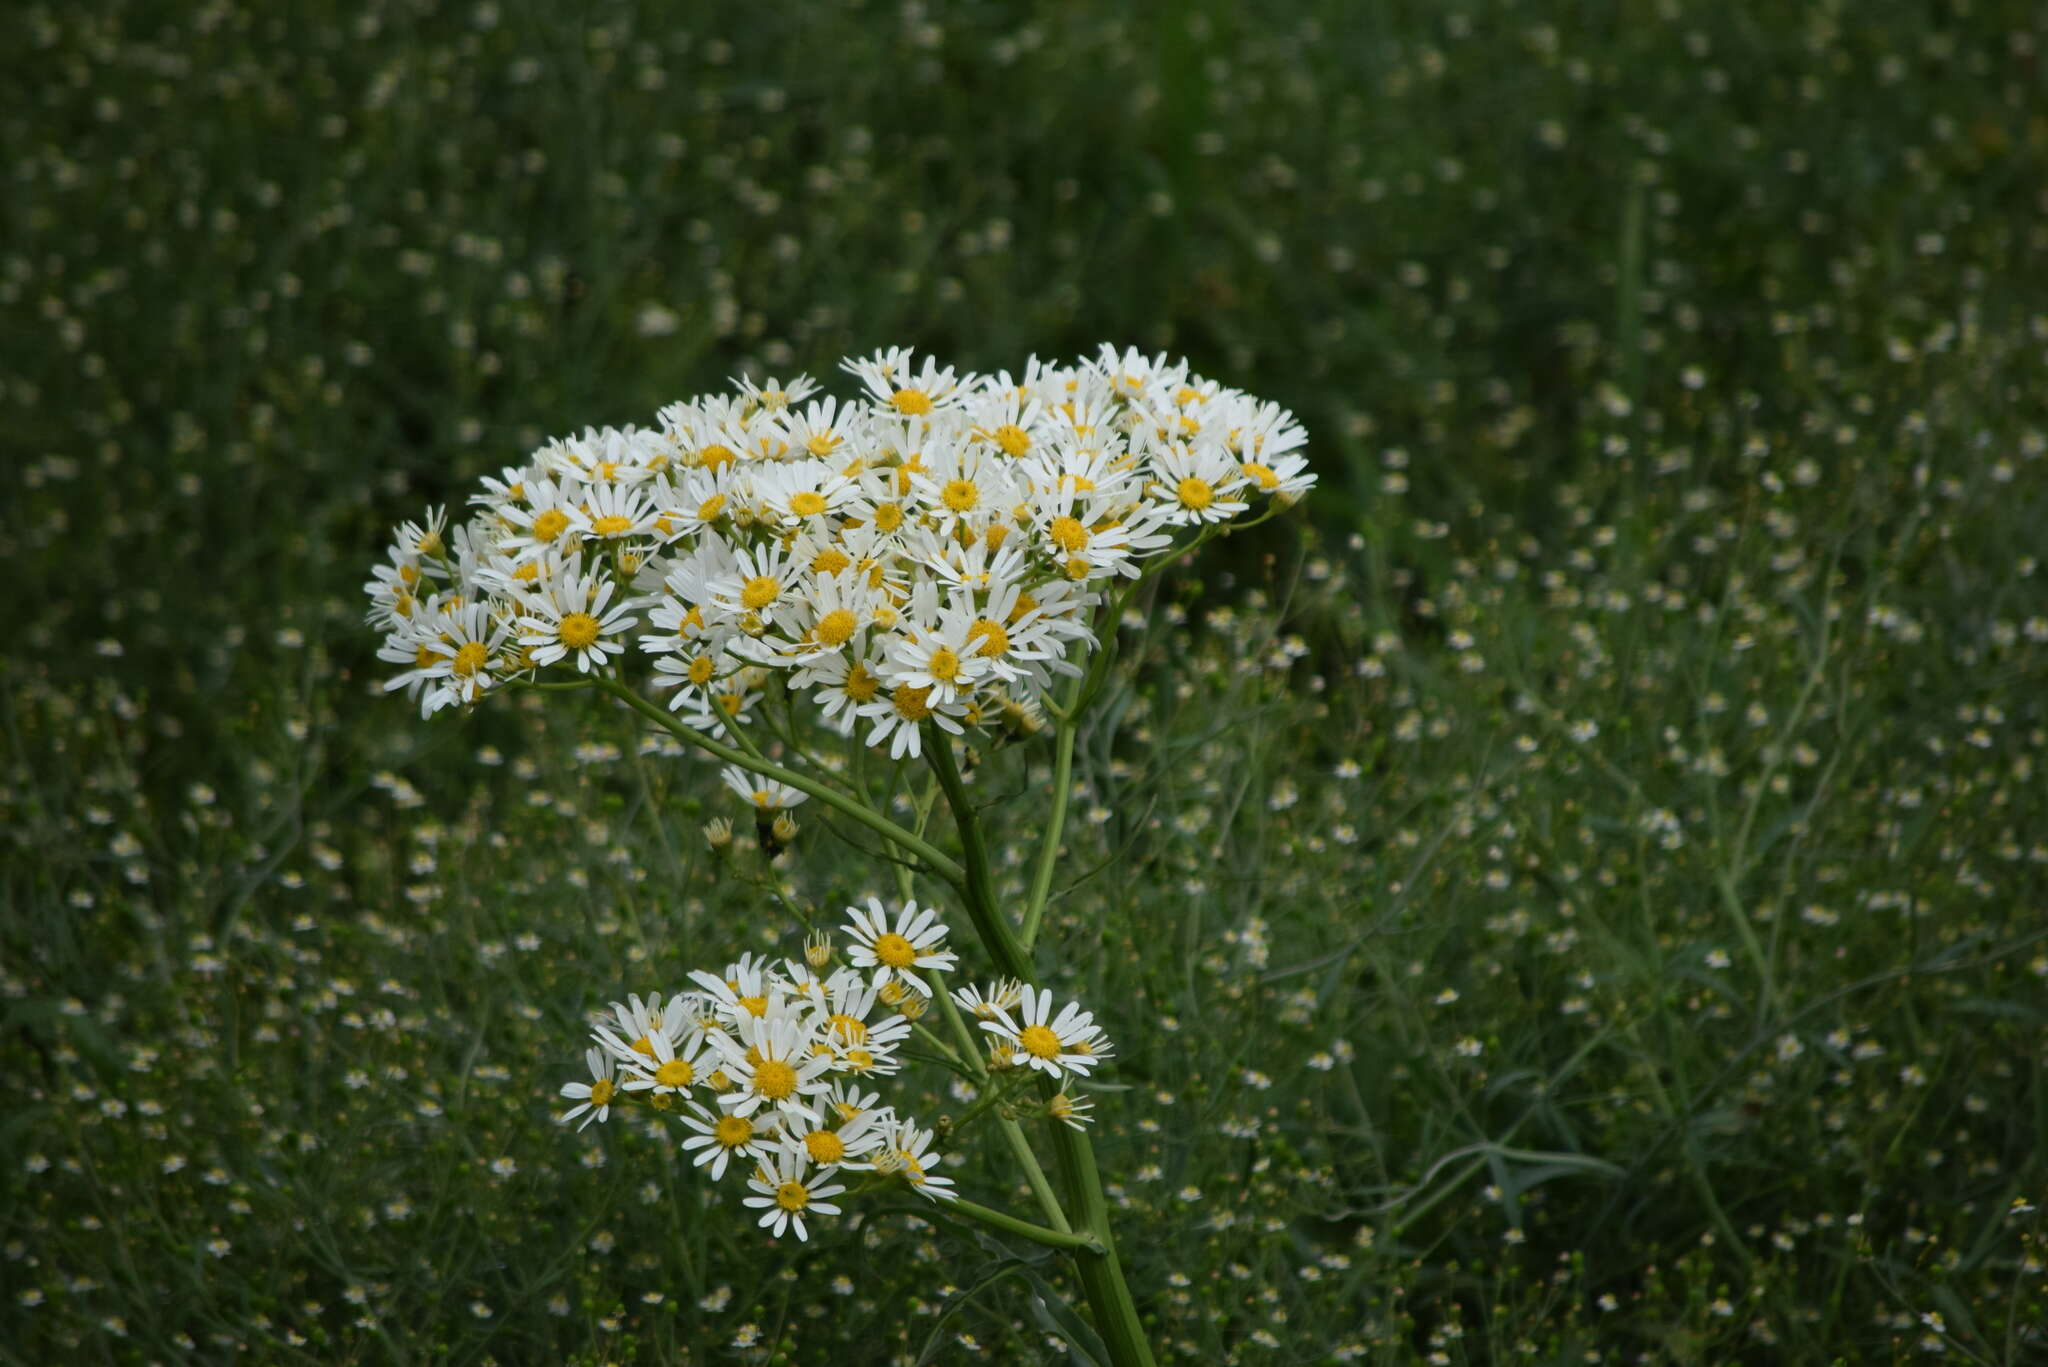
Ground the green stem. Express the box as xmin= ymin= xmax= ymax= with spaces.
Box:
xmin=1022 ymin=668 xmax=1086 ymax=949
xmin=923 ymin=733 xmax=1152 ymax=1363
xmin=600 ymin=679 xmax=965 ymax=885
xmin=923 ymin=726 xmax=1031 ymax=982
xmin=1042 ymin=1095 xmax=1159 ymax=1367
xmin=938 ymin=1195 xmax=1103 ymax=1255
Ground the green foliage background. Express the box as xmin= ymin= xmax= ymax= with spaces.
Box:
xmin=4 ymin=1 xmax=2047 ymax=1363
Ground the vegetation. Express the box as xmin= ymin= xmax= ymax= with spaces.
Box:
xmin=5 ymin=1 xmax=2045 ymax=1362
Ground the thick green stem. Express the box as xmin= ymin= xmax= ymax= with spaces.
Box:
xmin=601 ymin=679 xmax=965 ymax=885
xmin=1043 ymin=1100 xmax=1159 ymax=1367
xmin=924 ymin=729 xmax=1154 ymax=1366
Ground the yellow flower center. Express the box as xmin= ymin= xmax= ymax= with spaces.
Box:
xmin=697 ymin=493 xmax=727 ymax=521
xmin=630 ymin=1034 xmax=657 ymax=1058
xmin=587 ymin=1076 xmax=617 ymax=1106
xmin=842 ymin=1048 xmax=875 ymax=1072
xmin=1007 ymin=594 xmax=1038 ymax=625
xmin=891 ymin=387 xmax=934 ymax=415
xmin=531 ymin=509 xmax=570 ymax=542
xmin=775 ymin=1179 xmax=811 ymax=1212
xmin=414 ymin=644 xmax=437 ymax=668
xmin=993 ymin=423 xmax=1031 ymax=457
xmin=804 ymin=1130 xmax=846 ymax=1164
xmin=1018 ymin=1024 xmax=1063 ymax=1060
xmin=873 ymin=932 xmax=918 ymax=970
xmin=891 ymin=684 xmax=934 ymax=721
xmin=451 ymin=641 xmax=490 ymax=677
xmin=740 ymin=575 xmax=781 ymax=610
xmin=654 ymin=1058 xmax=695 ymax=1088
xmin=1241 ymin=461 xmax=1280 ymax=491
xmin=811 ymin=547 xmax=851 ymax=574
xmin=592 ymin=514 xmax=632 ymax=536
xmin=789 ymin=491 xmax=828 ymax=517
xmin=687 ymin=654 xmax=716 ymax=686
xmin=872 ymin=502 xmax=905 ymax=533
xmin=713 ymin=1114 xmax=752 ymax=1148
xmin=754 ymin=1058 xmax=798 ymax=1100
xmin=1176 ymin=476 xmax=1214 ymax=511
xmin=844 ymin=664 xmax=880 ymax=703
xmin=699 ymin=444 xmax=735 ymax=471
xmin=1049 ymin=516 xmax=1090 ymax=553
xmin=827 ymin=1013 xmax=867 ymax=1044
xmin=806 ymin=432 xmax=841 ymax=456
xmin=928 ymin=646 xmax=961 ymax=682
xmin=941 ymin=479 xmax=979 ymax=512
xmin=814 ymin=609 xmax=858 ymax=646
xmin=558 ymin=612 xmax=601 ymax=650
xmin=968 ymin=619 xmax=1009 ymax=658
xmin=737 ymin=994 xmax=769 ymax=1018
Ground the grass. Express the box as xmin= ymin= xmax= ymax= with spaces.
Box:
xmin=5 ymin=0 xmax=2048 ymax=1362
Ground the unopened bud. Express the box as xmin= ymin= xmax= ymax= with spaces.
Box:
xmin=771 ymin=811 xmax=799 ymax=845
xmin=702 ymin=817 xmax=733 ymax=851
xmin=804 ymin=930 xmax=833 ymax=970
xmin=897 ymin=991 xmax=930 ymax=1022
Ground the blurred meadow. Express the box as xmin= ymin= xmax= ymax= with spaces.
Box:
xmin=7 ymin=1 xmax=2048 ymax=1363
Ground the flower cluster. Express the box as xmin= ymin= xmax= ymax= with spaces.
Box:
xmin=367 ymin=344 xmax=1311 ymax=750
xmin=560 ymin=900 xmax=1116 ymax=1241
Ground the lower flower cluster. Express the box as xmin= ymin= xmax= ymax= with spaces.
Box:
xmin=559 ymin=900 xmax=1114 ymax=1241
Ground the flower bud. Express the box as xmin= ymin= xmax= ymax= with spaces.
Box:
xmin=803 ymin=930 xmax=833 ymax=970
xmin=771 ymin=811 xmax=799 ymax=845
xmin=702 ymin=817 xmax=733 ymax=851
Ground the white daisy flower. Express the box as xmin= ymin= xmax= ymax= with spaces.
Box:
xmin=567 ymin=478 xmax=659 ymax=541
xmin=517 ymin=567 xmax=638 ymax=673
xmin=709 ymin=1013 xmax=836 ymax=1120
xmin=720 ymin=764 xmax=808 ymax=813
xmin=871 ymin=1119 xmax=956 ymax=1202
xmin=742 ymin=1143 xmax=847 ymax=1241
xmin=678 ymin=1101 xmax=762 ymax=1181
xmin=780 ymin=1100 xmax=889 ymax=1171
xmin=840 ymin=898 xmax=958 ymax=993
xmin=620 ymin=1029 xmax=712 ymax=1099
xmin=980 ymin=985 xmax=1114 ymax=1080
xmin=558 ymin=1047 xmax=620 ymax=1130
